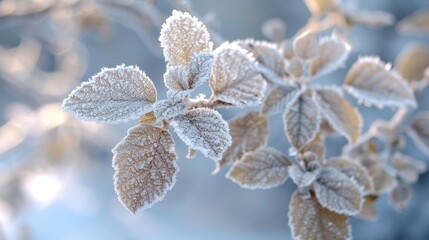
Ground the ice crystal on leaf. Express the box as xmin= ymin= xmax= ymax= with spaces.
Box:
xmin=263 ymin=85 xmax=303 ymax=116
xmin=289 ymin=191 xmax=351 ymax=240
xmin=112 ymin=124 xmax=178 ymax=213
xmin=344 ymin=56 xmax=416 ymax=108
xmin=62 ymin=65 xmax=157 ymax=124
xmin=210 ymin=42 xmax=266 ymax=107
xmin=154 ymin=99 xmax=187 ymax=120
xmin=227 ymin=147 xmax=291 ymax=189
xmin=159 ymin=10 xmax=213 ymax=66
xmin=288 ymin=164 xmax=319 ymax=188
xmin=171 ymin=108 xmax=231 ymax=161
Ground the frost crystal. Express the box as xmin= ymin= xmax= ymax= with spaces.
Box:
xmin=227 ymin=147 xmax=291 ymax=189
xmin=159 ymin=10 xmax=213 ymax=66
xmin=171 ymin=108 xmax=231 ymax=160
xmin=112 ymin=124 xmax=178 ymax=213
xmin=62 ymin=65 xmax=157 ymax=124
xmin=210 ymin=42 xmax=266 ymax=107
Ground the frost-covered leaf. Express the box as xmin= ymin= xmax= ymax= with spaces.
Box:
xmin=358 ymin=195 xmax=378 ymax=220
xmin=367 ymin=162 xmax=396 ymax=194
xmin=262 ymin=84 xmax=302 ymax=115
xmin=166 ymin=89 xmax=190 ymax=102
xmin=344 ymin=56 xmax=416 ymax=108
xmin=210 ymin=42 xmax=266 ymax=107
xmin=139 ymin=111 xmax=157 ymax=125
xmin=313 ymin=88 xmax=362 ymax=143
xmin=288 ymin=164 xmax=319 ymax=188
xmin=159 ymin=10 xmax=213 ymax=66
xmin=293 ymin=31 xmax=319 ymax=59
xmin=281 ymin=39 xmax=295 ymax=60
xmin=62 ymin=65 xmax=157 ymax=124
xmin=289 ymin=190 xmax=351 ymax=240
xmin=112 ymin=124 xmax=178 ymax=213
xmin=310 ymin=35 xmax=350 ymax=77
xmin=301 ymin=135 xmax=325 ymax=160
xmin=397 ymin=10 xmax=429 ymax=36
xmin=287 ymin=57 xmax=304 ymax=78
xmin=343 ymin=10 xmax=395 ymax=28
xmin=303 ymin=0 xmax=337 ymax=16
xmin=408 ymin=112 xmax=429 ymax=156
xmin=325 ymin=157 xmax=373 ymax=194
xmin=389 ymin=183 xmax=412 ymax=211
xmin=261 ymin=18 xmax=286 ymax=43
xmin=314 ymin=168 xmax=363 ymax=215
xmin=395 ymin=43 xmax=429 ymax=85
xmin=163 ymin=52 xmax=214 ymax=91
xmin=284 ymin=94 xmax=321 ymax=151
xmin=154 ymin=99 xmax=187 ymax=120
xmin=391 ymin=152 xmax=426 ymax=184
xmin=171 ymin=108 xmax=231 ymax=160
xmin=227 ymin=147 xmax=291 ymax=189
xmin=218 ymin=112 xmax=268 ymax=169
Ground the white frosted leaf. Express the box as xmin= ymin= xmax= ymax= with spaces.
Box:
xmin=391 ymin=152 xmax=427 ymax=184
xmin=389 ymin=183 xmax=412 ymax=211
xmin=293 ymin=31 xmax=319 ymax=59
xmin=395 ymin=43 xmax=429 ymax=85
xmin=310 ymin=35 xmax=350 ymax=77
xmin=288 ymin=164 xmax=319 ymax=188
xmin=218 ymin=111 xmax=268 ymax=169
xmin=314 ymin=168 xmax=363 ymax=215
xmin=171 ymin=108 xmax=231 ymax=160
xmin=313 ymin=88 xmax=362 ymax=143
xmin=62 ymin=65 xmax=157 ymax=124
xmin=210 ymin=42 xmax=266 ymax=107
xmin=287 ymin=57 xmax=304 ymax=78
xmin=166 ymin=89 xmax=190 ymax=102
xmin=367 ymin=161 xmax=396 ymax=194
xmin=344 ymin=56 xmax=416 ymax=108
xmin=163 ymin=52 xmax=214 ymax=91
xmin=262 ymin=84 xmax=303 ymax=115
xmin=159 ymin=10 xmax=213 ymax=66
xmin=284 ymin=94 xmax=321 ymax=151
xmin=289 ymin=190 xmax=351 ymax=240
xmin=397 ymin=10 xmax=429 ymax=36
xmin=112 ymin=124 xmax=178 ymax=213
xmin=325 ymin=157 xmax=373 ymax=194
xmin=227 ymin=147 xmax=290 ymax=189
xmin=153 ymin=99 xmax=187 ymax=120
xmin=408 ymin=112 xmax=429 ymax=156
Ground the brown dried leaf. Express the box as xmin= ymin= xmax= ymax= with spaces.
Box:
xmin=397 ymin=10 xmax=429 ymax=36
xmin=358 ymin=195 xmax=378 ymax=220
xmin=325 ymin=157 xmax=373 ymax=194
xmin=112 ymin=124 xmax=178 ymax=213
xmin=314 ymin=168 xmax=363 ymax=215
xmin=262 ymin=85 xmax=303 ymax=116
xmin=391 ymin=152 xmax=427 ymax=184
xmin=313 ymin=87 xmax=362 ymax=143
xmin=289 ymin=190 xmax=351 ymax=240
xmin=159 ymin=10 xmax=213 ymax=66
xmin=284 ymin=94 xmax=321 ymax=151
xmin=395 ymin=43 xmax=429 ymax=87
xmin=408 ymin=112 xmax=429 ymax=156
xmin=344 ymin=56 xmax=416 ymax=108
xmin=293 ymin=31 xmax=319 ymax=59
xmin=389 ymin=183 xmax=412 ymax=211
xmin=227 ymin=147 xmax=291 ymax=189
xmin=210 ymin=42 xmax=266 ymax=107
xmin=310 ymin=35 xmax=350 ymax=77
xmin=218 ymin=112 xmax=268 ymax=169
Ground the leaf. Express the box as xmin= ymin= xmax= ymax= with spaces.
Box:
xmin=261 ymin=18 xmax=286 ymax=43
xmin=262 ymin=84 xmax=302 ymax=115
xmin=310 ymin=35 xmax=350 ymax=77
xmin=325 ymin=157 xmax=373 ymax=194
xmin=358 ymin=195 xmax=378 ymax=220
xmin=286 ymin=57 xmax=304 ymax=78
xmin=284 ymin=94 xmax=321 ymax=151
xmin=226 ymin=147 xmax=291 ymax=189
xmin=313 ymin=87 xmax=362 ymax=143
xmin=389 ymin=183 xmax=412 ymax=211
xmin=301 ymin=135 xmax=325 ymax=160
xmin=62 ymin=65 xmax=157 ymax=124
xmin=288 ymin=164 xmax=319 ymax=188
xmin=210 ymin=42 xmax=266 ymax=107
xmin=397 ymin=10 xmax=429 ymax=36
xmin=344 ymin=56 xmax=416 ymax=108
xmin=391 ymin=152 xmax=426 ymax=184
xmin=171 ymin=108 xmax=231 ymax=160
xmin=408 ymin=112 xmax=429 ymax=156
xmin=367 ymin=161 xmax=396 ymax=194
xmin=343 ymin=10 xmax=395 ymax=28
xmin=289 ymin=190 xmax=351 ymax=240
xmin=314 ymin=168 xmax=363 ymax=215
xmin=112 ymin=124 xmax=178 ymax=213
xmin=153 ymin=99 xmax=187 ymax=120
xmin=395 ymin=43 xmax=429 ymax=85
xmin=218 ymin=112 xmax=268 ymax=170
xmin=293 ymin=31 xmax=319 ymax=59
xmin=159 ymin=10 xmax=213 ymax=66
xmin=303 ymin=0 xmax=337 ymax=16
xmin=164 ymin=52 xmax=214 ymax=92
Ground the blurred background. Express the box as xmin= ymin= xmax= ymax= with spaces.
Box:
xmin=0 ymin=0 xmax=428 ymax=239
